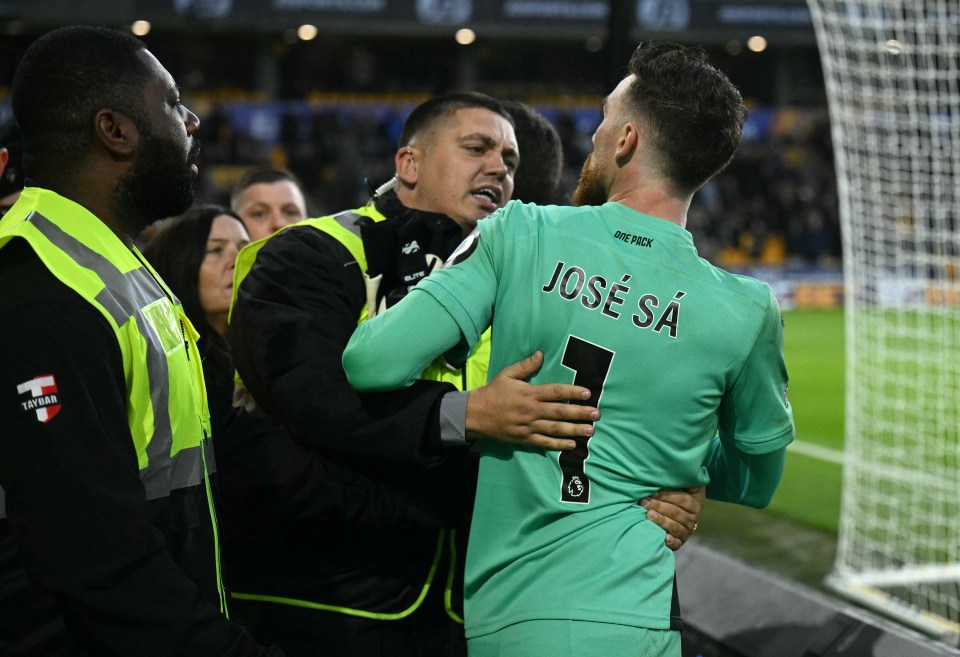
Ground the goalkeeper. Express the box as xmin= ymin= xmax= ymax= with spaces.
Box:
xmin=343 ymin=42 xmax=795 ymax=657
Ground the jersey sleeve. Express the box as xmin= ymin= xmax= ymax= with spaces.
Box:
xmin=344 ymin=213 xmax=505 ymax=394
xmin=414 ymin=213 xmax=504 ymax=348
xmin=228 ymin=226 xmax=460 ymax=469
xmin=702 ymin=436 xmax=787 ymax=508
xmin=0 ymin=266 xmax=277 ymax=656
xmin=717 ymin=284 xmax=795 ymax=454
xmin=343 ymin=287 xmax=469 ymax=391
xmin=706 ymin=285 xmax=794 ymax=508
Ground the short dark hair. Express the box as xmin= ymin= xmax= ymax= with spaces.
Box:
xmin=503 ymin=100 xmax=564 ymax=204
xmin=142 ymin=204 xmax=243 ymax=377
xmin=229 ymin=165 xmax=304 ymax=210
xmin=625 ymin=42 xmax=746 ymax=194
xmin=11 ymin=26 xmax=152 ymax=182
xmin=398 ymin=92 xmax=514 ymax=148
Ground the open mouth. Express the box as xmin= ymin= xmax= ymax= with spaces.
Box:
xmin=471 ymin=186 xmax=501 ymax=207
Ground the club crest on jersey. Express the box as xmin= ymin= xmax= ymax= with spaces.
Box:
xmin=17 ymin=375 xmax=61 ymax=423
xmin=444 ymin=229 xmax=480 ymax=268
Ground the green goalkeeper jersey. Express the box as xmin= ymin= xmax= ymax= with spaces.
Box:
xmin=347 ymin=200 xmax=795 ymax=638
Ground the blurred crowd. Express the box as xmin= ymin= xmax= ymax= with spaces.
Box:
xmin=0 ymin=27 xmax=809 ymax=657
xmin=190 ymin=98 xmax=842 ymax=270
xmin=688 ymin=108 xmax=842 ymax=270
xmin=2 ymin=92 xmax=842 ymax=270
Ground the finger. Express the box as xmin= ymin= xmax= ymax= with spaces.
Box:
xmin=497 ymin=351 xmax=544 ymax=382
xmin=664 ymin=534 xmax=682 ymax=551
xmin=643 ymin=497 xmax=696 ymax=530
xmin=521 ymin=434 xmax=577 ymax=451
xmin=531 ymin=382 xmax=592 ymax=402
xmin=530 ymin=418 xmax=595 ymax=439
xmin=534 ymin=401 xmax=599 ymax=423
xmin=644 ymin=507 xmax=692 ymax=544
xmin=651 ymin=489 xmax=699 ymax=514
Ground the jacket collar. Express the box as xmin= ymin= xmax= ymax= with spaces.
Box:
xmin=373 ymin=188 xmax=465 ymax=260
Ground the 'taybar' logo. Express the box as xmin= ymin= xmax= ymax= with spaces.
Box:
xmin=17 ymin=375 xmax=61 ymax=423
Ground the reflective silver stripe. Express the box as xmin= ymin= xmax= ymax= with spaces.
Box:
xmin=330 ymin=210 xmax=366 ymax=239
xmin=28 ymin=212 xmax=205 ymax=499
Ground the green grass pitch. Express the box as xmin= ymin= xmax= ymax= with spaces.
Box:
xmin=770 ymin=309 xmax=845 ymax=533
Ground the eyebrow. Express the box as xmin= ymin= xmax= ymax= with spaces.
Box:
xmin=460 ymin=133 xmax=497 ymax=147
xmin=461 ymin=133 xmax=519 ymax=161
xmin=208 ymin=237 xmax=248 ymax=246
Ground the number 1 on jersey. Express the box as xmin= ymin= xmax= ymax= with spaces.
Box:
xmin=559 ymin=335 xmax=614 ymax=504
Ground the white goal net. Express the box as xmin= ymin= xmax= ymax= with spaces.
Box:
xmin=806 ymin=0 xmax=960 ymax=643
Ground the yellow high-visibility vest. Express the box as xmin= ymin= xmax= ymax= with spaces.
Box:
xmin=0 ymin=187 xmax=227 ymax=614
xmin=229 ymin=204 xmax=490 ymax=623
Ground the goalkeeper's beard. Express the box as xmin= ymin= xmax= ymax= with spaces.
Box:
xmin=572 ymin=154 xmax=609 ymax=207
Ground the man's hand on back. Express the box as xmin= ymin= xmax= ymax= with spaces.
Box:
xmin=640 ymin=487 xmax=706 ymax=550
xmin=466 ymin=351 xmax=598 ymax=452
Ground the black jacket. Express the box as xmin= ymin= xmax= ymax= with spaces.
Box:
xmin=210 ymin=360 xmax=469 ymax=613
xmin=0 ymin=238 xmax=280 ymax=657
xmin=227 ymin=191 xmax=475 ymax=619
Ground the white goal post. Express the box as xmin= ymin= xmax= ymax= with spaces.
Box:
xmin=806 ymin=0 xmax=960 ymax=644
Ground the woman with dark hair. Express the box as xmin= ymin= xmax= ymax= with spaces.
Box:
xmin=143 ymin=204 xmax=249 ymax=428
xmin=142 ymin=204 xmax=460 ymax=654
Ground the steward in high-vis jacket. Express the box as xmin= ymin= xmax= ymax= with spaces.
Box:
xmin=0 ymin=188 xmax=281 ymax=656
xmin=226 ymin=186 xmax=481 ymax=656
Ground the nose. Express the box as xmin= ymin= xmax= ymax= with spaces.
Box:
xmin=486 ymin=151 xmax=509 ymax=180
xmin=185 ymin=107 xmax=200 ymax=136
xmin=226 ymin=243 xmax=243 ymax=269
xmin=269 ymin=212 xmax=286 ymax=235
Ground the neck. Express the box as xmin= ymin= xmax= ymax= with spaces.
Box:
xmin=391 ymin=187 xmax=471 ymax=236
xmin=208 ymin=312 xmax=228 ymax=340
xmin=609 ymin=191 xmax=690 ymax=228
xmin=605 ymin=170 xmax=691 ymax=228
xmin=43 ymin=170 xmax=134 ymax=246
xmin=376 ymin=187 xmax=464 ymax=230
xmin=372 ymin=188 xmax=470 ymax=260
